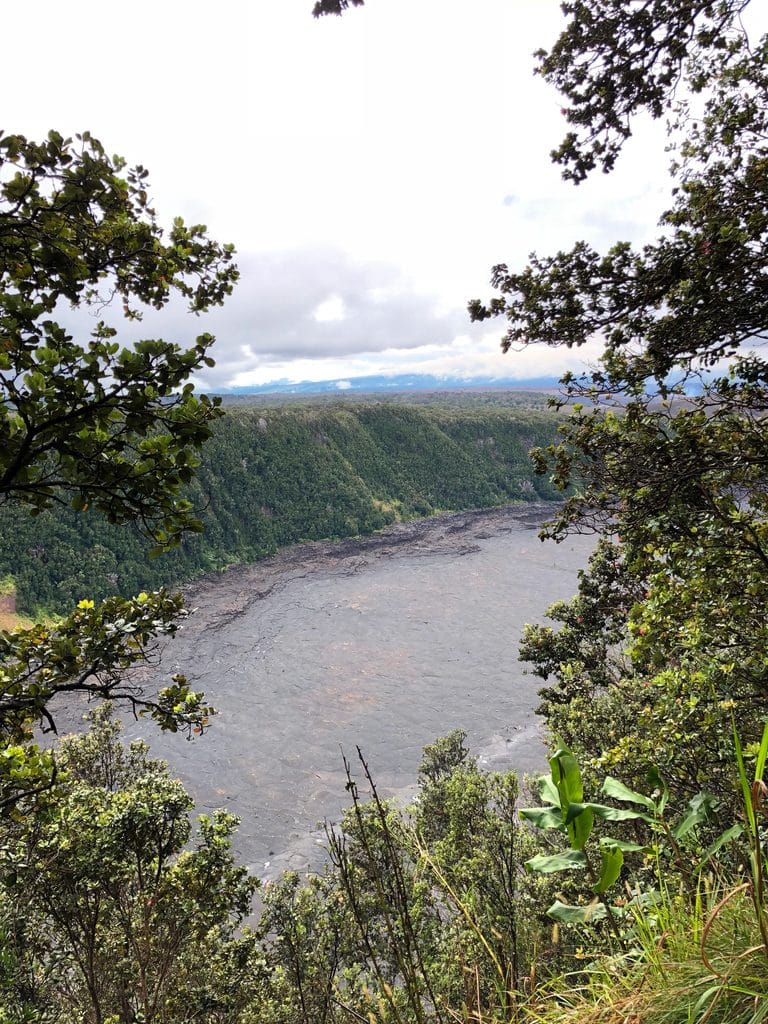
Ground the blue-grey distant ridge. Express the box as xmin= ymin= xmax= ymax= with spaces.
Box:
xmin=222 ymin=373 xmax=562 ymax=396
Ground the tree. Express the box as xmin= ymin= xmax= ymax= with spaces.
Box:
xmin=0 ymin=130 xmax=236 ymax=549
xmin=532 ymin=0 xmax=756 ymax=183
xmin=0 ymin=706 xmax=260 ymax=1023
xmin=467 ymin=2 xmax=768 ymax=800
xmin=0 ymin=592 xmax=212 ymax=745
xmin=0 ymin=131 xmax=237 ymax=795
xmin=347 ymin=745 xmax=548 ymax=1021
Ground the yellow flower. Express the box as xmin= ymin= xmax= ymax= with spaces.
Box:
xmin=76 ymin=599 xmax=95 ymax=610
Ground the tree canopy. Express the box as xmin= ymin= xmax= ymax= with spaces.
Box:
xmin=0 ymin=132 xmax=236 ymax=783
xmin=0 ymin=130 xmax=237 ymax=550
xmin=0 ymin=706 xmax=258 ymax=1022
xmin=534 ymin=0 xmax=756 ymax=182
xmin=466 ymin=1 xmax=768 ymax=802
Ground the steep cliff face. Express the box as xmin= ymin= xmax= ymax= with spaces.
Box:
xmin=0 ymin=401 xmax=566 ymax=614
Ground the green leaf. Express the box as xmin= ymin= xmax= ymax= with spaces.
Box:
xmin=733 ymin=717 xmax=756 ymax=836
xmin=599 ymin=836 xmax=648 ymax=853
xmin=537 ymin=773 xmax=561 ymax=808
xmin=519 ymin=805 xmax=565 ymax=830
xmin=755 ymin=721 xmax=768 ymax=783
xmin=696 ymin=823 xmax=743 ymax=870
xmin=547 ymin=742 xmax=594 ymax=849
xmin=577 ymin=801 xmax=653 ymax=824
xmin=601 ymin=776 xmax=656 ymax=810
xmin=525 ymin=849 xmax=587 ymax=874
xmin=693 ymin=986 xmax=722 ymax=1018
xmin=672 ymin=792 xmax=718 ymax=840
xmin=550 ymin=742 xmax=584 ymax=804
xmin=645 ymin=767 xmax=669 ymax=816
xmin=546 ymin=899 xmax=608 ymax=924
xmin=568 ymin=804 xmax=594 ymax=851
xmin=593 ymin=843 xmax=623 ymax=893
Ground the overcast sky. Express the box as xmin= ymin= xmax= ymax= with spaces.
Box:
xmin=3 ymin=0 xmax=674 ymax=389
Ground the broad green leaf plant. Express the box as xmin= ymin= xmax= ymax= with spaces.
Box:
xmin=520 ymin=742 xmax=742 ymax=934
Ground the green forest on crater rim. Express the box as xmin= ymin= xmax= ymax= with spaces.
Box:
xmin=4 ymin=0 xmax=768 ymax=1021
xmin=0 ymin=398 xmax=563 ymax=616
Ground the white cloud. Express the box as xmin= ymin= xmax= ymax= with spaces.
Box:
xmin=2 ymin=0 xmax=675 ymax=388
xmin=314 ymin=296 xmax=347 ymax=322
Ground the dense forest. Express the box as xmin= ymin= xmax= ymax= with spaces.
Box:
xmin=0 ymin=399 xmax=563 ymax=614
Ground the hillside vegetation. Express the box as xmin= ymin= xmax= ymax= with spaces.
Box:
xmin=0 ymin=399 xmax=563 ymax=614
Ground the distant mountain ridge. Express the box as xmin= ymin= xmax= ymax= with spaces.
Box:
xmin=222 ymin=372 xmax=562 ymax=395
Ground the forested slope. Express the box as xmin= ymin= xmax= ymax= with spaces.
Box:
xmin=0 ymin=400 xmax=562 ymax=614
